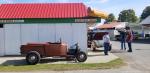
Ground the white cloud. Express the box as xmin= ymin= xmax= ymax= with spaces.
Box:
xmin=57 ymin=0 xmax=70 ymax=3
xmin=86 ymin=0 xmax=109 ymax=4
xmin=100 ymin=0 xmax=109 ymax=3
xmin=2 ymin=0 xmax=14 ymax=3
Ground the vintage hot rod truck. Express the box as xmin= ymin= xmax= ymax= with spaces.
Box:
xmin=20 ymin=41 xmax=87 ymax=65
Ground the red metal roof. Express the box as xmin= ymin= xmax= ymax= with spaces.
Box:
xmin=0 ymin=3 xmax=88 ymax=19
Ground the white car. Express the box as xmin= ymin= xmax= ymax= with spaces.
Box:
xmin=90 ymin=31 xmax=112 ymax=51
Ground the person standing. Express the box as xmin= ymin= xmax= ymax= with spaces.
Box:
xmin=120 ymin=29 xmax=126 ymax=50
xmin=126 ymin=27 xmax=133 ymax=52
xmin=103 ymin=32 xmax=111 ymax=55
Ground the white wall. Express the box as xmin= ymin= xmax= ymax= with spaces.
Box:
xmin=0 ymin=28 xmax=4 ymax=56
xmin=38 ymin=24 xmax=56 ymax=42
xmin=72 ymin=23 xmax=87 ymax=52
xmin=21 ymin=24 xmax=39 ymax=45
xmin=4 ymin=24 xmax=21 ymax=55
xmin=55 ymin=23 xmax=73 ymax=46
xmin=3 ymin=23 xmax=87 ymax=56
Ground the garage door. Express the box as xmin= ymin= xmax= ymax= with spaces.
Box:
xmin=4 ymin=24 xmax=21 ymax=55
xmin=0 ymin=28 xmax=4 ymax=56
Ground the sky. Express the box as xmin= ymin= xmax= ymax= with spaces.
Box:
xmin=0 ymin=0 xmax=150 ymax=19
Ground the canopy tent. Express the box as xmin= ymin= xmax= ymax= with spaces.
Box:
xmin=87 ymin=8 xmax=108 ymax=27
xmin=89 ymin=8 xmax=108 ymax=19
xmin=96 ymin=22 xmax=127 ymax=29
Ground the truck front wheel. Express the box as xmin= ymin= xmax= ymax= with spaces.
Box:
xmin=26 ymin=51 xmax=41 ymax=65
xmin=76 ymin=52 xmax=87 ymax=62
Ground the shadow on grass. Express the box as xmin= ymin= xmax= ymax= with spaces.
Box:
xmin=1 ymin=59 xmax=27 ymax=66
xmin=40 ymin=58 xmax=73 ymax=63
xmin=1 ymin=58 xmax=76 ymax=66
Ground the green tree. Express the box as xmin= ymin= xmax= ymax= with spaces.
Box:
xmin=118 ymin=9 xmax=137 ymax=22
xmin=105 ymin=13 xmax=115 ymax=23
xmin=140 ymin=6 xmax=150 ymax=21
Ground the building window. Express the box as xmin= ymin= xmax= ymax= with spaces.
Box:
xmin=0 ymin=24 xmax=3 ymax=28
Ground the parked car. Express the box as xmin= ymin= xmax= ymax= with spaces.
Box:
xmin=20 ymin=41 xmax=87 ymax=65
xmin=88 ymin=31 xmax=112 ymax=51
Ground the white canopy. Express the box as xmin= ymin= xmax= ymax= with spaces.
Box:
xmin=115 ymin=22 xmax=127 ymax=29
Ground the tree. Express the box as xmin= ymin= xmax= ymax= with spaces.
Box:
xmin=140 ymin=6 xmax=150 ymax=21
xmin=105 ymin=13 xmax=115 ymax=23
xmin=118 ymin=9 xmax=137 ymax=23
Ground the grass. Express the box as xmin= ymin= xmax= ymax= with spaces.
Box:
xmin=0 ymin=58 xmax=125 ymax=72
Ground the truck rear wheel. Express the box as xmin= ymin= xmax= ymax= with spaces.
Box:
xmin=26 ymin=51 xmax=41 ymax=65
xmin=76 ymin=52 xmax=87 ymax=62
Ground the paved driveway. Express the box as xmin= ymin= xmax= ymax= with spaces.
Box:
xmin=111 ymin=39 xmax=150 ymax=72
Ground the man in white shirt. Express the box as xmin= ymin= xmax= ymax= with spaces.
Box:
xmin=103 ymin=32 xmax=111 ymax=55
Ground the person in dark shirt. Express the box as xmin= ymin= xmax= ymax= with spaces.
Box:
xmin=119 ymin=29 xmax=126 ymax=50
xmin=126 ymin=27 xmax=133 ymax=52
